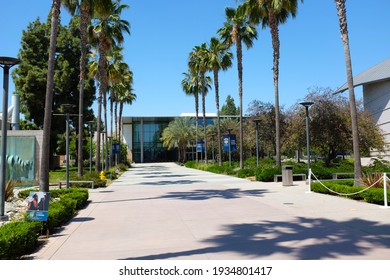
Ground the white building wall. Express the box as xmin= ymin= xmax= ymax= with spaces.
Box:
xmin=364 ymin=80 xmax=390 ymax=156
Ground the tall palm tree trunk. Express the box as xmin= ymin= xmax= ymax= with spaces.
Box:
xmin=103 ymin=91 xmax=109 ymax=171
xmin=40 ymin=0 xmax=61 ymax=192
xmin=213 ymin=67 xmax=222 ymax=166
xmin=195 ymin=90 xmax=199 ymax=162
xmin=270 ymin=12 xmax=282 ymax=167
xmin=335 ymin=0 xmax=362 ymax=184
xmin=236 ymin=35 xmax=244 ymax=169
xmin=96 ymin=42 xmax=109 ymax=172
xmin=119 ymin=102 xmax=124 ymax=162
xmin=201 ymin=73 xmax=208 ymax=164
xmin=77 ymin=3 xmax=90 ymax=177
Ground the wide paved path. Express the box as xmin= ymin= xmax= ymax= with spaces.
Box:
xmin=30 ymin=162 xmax=390 ymax=260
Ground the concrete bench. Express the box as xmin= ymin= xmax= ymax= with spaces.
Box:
xmin=332 ymin=172 xmax=354 ymax=180
xmin=274 ymin=173 xmax=306 ymax=182
xmin=59 ymin=180 xmax=95 ymax=189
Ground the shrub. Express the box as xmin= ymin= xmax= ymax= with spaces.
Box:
xmin=80 ymin=172 xmax=106 ymax=188
xmin=256 ymin=166 xmax=281 ymax=182
xmin=46 ymin=197 xmax=76 ymax=233
xmin=311 ymin=180 xmax=389 ymax=205
xmin=184 ymin=161 xmax=196 ymax=168
xmin=237 ymin=168 xmax=255 ymax=178
xmin=0 ymin=221 xmax=42 ymax=259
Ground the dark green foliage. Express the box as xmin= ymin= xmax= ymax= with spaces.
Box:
xmin=255 ymin=166 xmax=281 ymax=182
xmin=46 ymin=197 xmax=76 ymax=233
xmin=311 ymin=180 xmax=389 ymax=205
xmin=237 ymin=168 xmax=255 ymax=178
xmin=0 ymin=221 xmax=42 ymax=259
xmin=77 ymin=172 xmax=106 ymax=188
xmin=184 ymin=161 xmax=196 ymax=168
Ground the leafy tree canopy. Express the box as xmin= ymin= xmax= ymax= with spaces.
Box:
xmin=220 ymin=95 xmax=239 ymax=116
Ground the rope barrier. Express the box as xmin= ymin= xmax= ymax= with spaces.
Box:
xmin=309 ymin=171 xmax=389 ymax=208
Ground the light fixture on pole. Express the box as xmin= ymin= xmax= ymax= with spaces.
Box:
xmin=87 ymin=121 xmax=94 ymax=173
xmin=253 ymin=118 xmax=261 ymax=167
xmin=62 ymin=104 xmax=76 ymax=189
xmin=300 ymin=101 xmax=314 ymax=190
xmin=0 ymin=56 xmax=20 ymax=221
xmin=227 ymin=128 xmax=233 ymax=167
xmin=101 ymin=130 xmax=106 ymax=171
xmin=211 ymin=133 xmax=216 ymax=164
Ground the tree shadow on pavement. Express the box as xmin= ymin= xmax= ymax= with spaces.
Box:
xmin=92 ymin=188 xmax=268 ymax=204
xmin=120 ymin=217 xmax=390 ymax=260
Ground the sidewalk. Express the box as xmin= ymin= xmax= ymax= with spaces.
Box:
xmin=29 ymin=162 xmax=390 ymax=260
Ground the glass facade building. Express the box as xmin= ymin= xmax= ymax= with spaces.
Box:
xmin=122 ymin=114 xmax=237 ymax=163
xmin=123 ymin=117 xmax=177 ymax=163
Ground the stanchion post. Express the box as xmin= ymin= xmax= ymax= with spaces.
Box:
xmin=307 ymin=168 xmax=312 ymax=193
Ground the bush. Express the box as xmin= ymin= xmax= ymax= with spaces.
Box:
xmin=256 ymin=166 xmax=281 ymax=182
xmin=46 ymin=197 xmax=76 ymax=233
xmin=50 ymin=188 xmax=89 ymax=210
xmin=80 ymin=172 xmax=106 ymax=188
xmin=237 ymin=168 xmax=255 ymax=178
xmin=311 ymin=180 xmax=389 ymax=205
xmin=0 ymin=221 xmax=42 ymax=259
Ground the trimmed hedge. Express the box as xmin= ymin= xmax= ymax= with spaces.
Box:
xmin=0 ymin=221 xmax=42 ymax=260
xmin=311 ymin=180 xmax=390 ymax=205
xmin=0 ymin=188 xmax=90 ymax=259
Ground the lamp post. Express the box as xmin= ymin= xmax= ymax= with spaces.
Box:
xmin=62 ymin=104 xmax=75 ymax=189
xmin=107 ymin=135 xmax=112 ymax=170
xmin=211 ymin=133 xmax=216 ymax=163
xmin=101 ymin=131 xmax=106 ymax=171
xmin=0 ymin=56 xmax=20 ymax=220
xmin=253 ymin=118 xmax=261 ymax=167
xmin=87 ymin=121 xmax=94 ymax=173
xmin=227 ymin=128 xmax=233 ymax=167
xmin=300 ymin=101 xmax=314 ymax=189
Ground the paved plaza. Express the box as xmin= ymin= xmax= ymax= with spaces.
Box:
xmin=30 ymin=162 xmax=390 ymax=260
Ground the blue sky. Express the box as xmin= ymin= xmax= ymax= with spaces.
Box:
xmin=0 ymin=0 xmax=389 ymax=118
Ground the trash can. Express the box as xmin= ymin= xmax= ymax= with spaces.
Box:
xmin=282 ymin=165 xmax=293 ymax=186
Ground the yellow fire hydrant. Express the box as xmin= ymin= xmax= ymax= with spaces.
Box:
xmin=100 ymin=171 xmax=106 ymax=180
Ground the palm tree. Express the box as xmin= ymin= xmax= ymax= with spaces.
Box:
xmin=218 ymin=5 xmax=257 ymax=169
xmin=207 ymin=37 xmax=233 ymax=166
xmin=89 ymin=0 xmax=130 ymax=171
xmin=244 ymin=0 xmax=302 ymax=167
xmin=181 ymin=71 xmax=200 ymax=162
xmin=62 ymin=0 xmax=112 ymax=177
xmin=161 ymin=117 xmax=195 ymax=163
xmin=117 ymin=81 xmax=136 ymax=155
xmin=40 ymin=0 xmax=62 ymax=192
xmin=189 ymin=43 xmax=213 ymax=164
xmin=334 ymin=0 xmax=362 ymax=184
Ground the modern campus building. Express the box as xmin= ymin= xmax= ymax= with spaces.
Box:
xmin=122 ymin=113 xmax=237 ymax=163
xmin=336 ymin=57 xmax=390 ymax=157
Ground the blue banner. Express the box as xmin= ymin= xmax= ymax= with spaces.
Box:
xmin=196 ymin=141 xmax=205 ymax=152
xmin=223 ymin=134 xmax=237 ymax=152
xmin=112 ymin=143 xmax=121 ymax=154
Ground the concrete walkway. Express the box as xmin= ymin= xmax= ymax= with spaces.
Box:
xmin=30 ymin=162 xmax=390 ymax=260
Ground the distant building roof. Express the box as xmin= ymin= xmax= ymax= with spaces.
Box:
xmin=335 ymin=58 xmax=390 ymax=93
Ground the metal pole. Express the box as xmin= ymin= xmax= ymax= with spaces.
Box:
xmin=305 ymin=106 xmax=311 ymax=172
xmin=256 ymin=122 xmax=259 ymax=167
xmin=0 ymin=66 xmax=10 ymax=219
xmin=300 ymin=101 xmax=314 ymax=185
xmin=228 ymin=129 xmax=232 ymax=167
xmin=66 ymin=112 xmax=70 ymax=189
xmin=89 ymin=125 xmax=92 ymax=173
xmin=211 ymin=134 xmax=215 ymax=163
